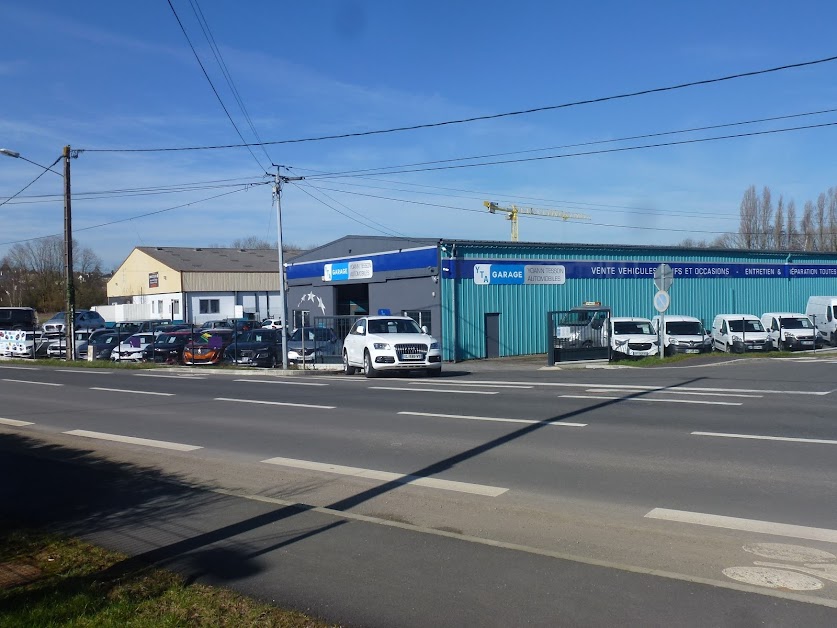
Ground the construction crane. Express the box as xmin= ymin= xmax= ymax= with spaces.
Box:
xmin=484 ymin=201 xmax=591 ymax=242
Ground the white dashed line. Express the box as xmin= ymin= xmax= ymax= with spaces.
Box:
xmin=233 ymin=379 xmax=328 ymax=386
xmin=410 ymin=381 xmax=534 ymax=389
xmin=56 ymin=369 xmax=112 ymax=374
xmin=0 ymin=365 xmax=38 ymax=370
xmin=2 ymin=378 xmax=63 ymax=386
xmin=0 ymin=417 xmax=34 ymax=426
xmin=133 ymin=373 xmax=205 ymax=380
xmin=692 ymin=431 xmax=837 ymax=445
xmin=559 ymin=394 xmax=742 ymax=406
xmin=90 ymin=387 xmax=174 ymax=396
xmin=645 ymin=508 xmax=837 ymax=544
xmin=215 ymin=397 xmax=335 ymax=409
xmin=261 ymin=456 xmax=508 ymax=497
xmin=371 ymin=386 xmax=498 ymax=395
xmin=583 ymin=388 xmax=761 ymax=398
xmin=64 ymin=429 xmax=202 ymax=451
xmin=464 ymin=380 xmax=832 ymax=396
xmin=398 ymin=411 xmax=586 ymax=427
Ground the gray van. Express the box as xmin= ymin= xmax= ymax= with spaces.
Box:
xmin=0 ymin=307 xmax=38 ymax=330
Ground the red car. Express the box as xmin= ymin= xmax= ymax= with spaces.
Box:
xmin=182 ymin=329 xmax=234 ymax=365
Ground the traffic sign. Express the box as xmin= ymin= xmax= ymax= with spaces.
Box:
xmin=654 ymin=263 xmax=674 ymax=292
xmin=653 ymin=290 xmax=670 ymax=313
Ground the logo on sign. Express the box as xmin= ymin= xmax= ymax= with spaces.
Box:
xmin=323 ymin=260 xmax=372 ymax=282
xmin=474 ymin=264 xmax=491 ymax=284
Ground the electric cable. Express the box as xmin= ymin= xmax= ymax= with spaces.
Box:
xmin=0 ymin=156 xmax=62 ymax=208
xmin=79 ymin=53 xmax=837 ymax=152
xmin=296 ymin=182 xmax=409 ymax=237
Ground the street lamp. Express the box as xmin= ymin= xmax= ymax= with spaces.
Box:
xmin=1 ymin=146 xmax=75 ymax=361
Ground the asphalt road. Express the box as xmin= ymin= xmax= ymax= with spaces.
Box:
xmin=1 ymin=355 xmax=836 ymax=626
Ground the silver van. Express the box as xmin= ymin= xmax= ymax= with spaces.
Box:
xmin=711 ymin=314 xmax=770 ymax=353
xmin=651 ymin=315 xmax=711 ymax=356
xmin=760 ymin=312 xmax=816 ymax=351
xmin=805 ymin=296 xmax=837 ymax=345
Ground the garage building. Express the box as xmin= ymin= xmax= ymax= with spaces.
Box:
xmin=287 ymin=236 xmax=837 ymax=362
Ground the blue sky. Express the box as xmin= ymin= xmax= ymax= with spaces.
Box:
xmin=2 ymin=1 xmax=837 ymax=269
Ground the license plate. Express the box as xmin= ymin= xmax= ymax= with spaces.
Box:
xmin=685 ymin=349 xmax=699 ymax=354
xmin=401 ymin=354 xmax=423 ymax=360
xmin=750 ymin=346 xmax=763 ymax=350
xmin=801 ymin=341 xmax=814 ymax=345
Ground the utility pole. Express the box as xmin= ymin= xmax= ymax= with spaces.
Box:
xmin=63 ymin=145 xmax=76 ymax=361
xmin=273 ymin=166 xmax=304 ymax=370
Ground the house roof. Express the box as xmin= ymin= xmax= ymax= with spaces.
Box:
xmin=137 ymin=247 xmax=282 ymax=272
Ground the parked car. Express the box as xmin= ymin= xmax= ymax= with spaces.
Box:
xmin=224 ymin=328 xmax=285 ymax=367
xmin=225 ymin=318 xmax=262 ymax=333
xmin=42 ymin=310 xmax=107 ymax=336
xmin=0 ymin=330 xmax=49 ymax=358
xmin=110 ymin=332 xmax=156 ymax=362
xmin=74 ymin=327 xmax=116 ymax=360
xmin=112 ymin=320 xmax=173 ymax=335
xmin=200 ymin=319 xmax=230 ymax=331
xmin=46 ymin=329 xmax=97 ymax=359
xmin=142 ymin=330 xmax=196 ymax=364
xmin=343 ymin=316 xmax=441 ymax=377
xmin=0 ymin=307 xmax=38 ymax=331
xmin=261 ymin=318 xmax=284 ymax=330
xmin=609 ymin=317 xmax=659 ymax=359
xmin=760 ymin=312 xmax=817 ymax=351
xmin=711 ymin=314 xmax=770 ymax=353
xmin=182 ymin=329 xmax=234 ymax=365
xmin=286 ymin=327 xmax=339 ymax=364
xmin=88 ymin=332 xmax=121 ymax=360
xmin=805 ymin=296 xmax=837 ymax=346
xmin=554 ymin=306 xmax=610 ymax=349
xmin=651 ymin=315 xmax=712 ymax=356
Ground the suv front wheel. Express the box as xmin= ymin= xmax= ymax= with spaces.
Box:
xmin=363 ymin=350 xmax=377 ymax=378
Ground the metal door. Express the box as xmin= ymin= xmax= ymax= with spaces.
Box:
xmin=485 ymin=313 xmax=500 ymax=358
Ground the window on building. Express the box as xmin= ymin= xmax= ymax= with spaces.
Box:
xmin=293 ymin=310 xmax=310 ymax=329
xmin=172 ymin=300 xmax=180 ymax=316
xmin=151 ymin=301 xmax=156 ymax=314
xmin=403 ymin=310 xmax=432 ymax=334
xmin=157 ymin=300 xmax=163 ymax=315
xmin=200 ymin=299 xmax=220 ymax=314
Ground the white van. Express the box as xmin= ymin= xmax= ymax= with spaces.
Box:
xmin=555 ymin=307 xmax=610 ymax=349
xmin=610 ymin=317 xmax=658 ymax=359
xmin=805 ymin=296 xmax=837 ymax=345
xmin=711 ymin=314 xmax=770 ymax=353
xmin=760 ymin=312 xmax=817 ymax=351
xmin=651 ymin=315 xmax=712 ymax=356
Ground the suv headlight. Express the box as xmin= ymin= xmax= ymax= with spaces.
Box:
xmin=430 ymin=341 xmax=439 ymax=349
xmin=670 ymin=338 xmax=679 ymax=345
xmin=373 ymin=342 xmax=391 ymax=350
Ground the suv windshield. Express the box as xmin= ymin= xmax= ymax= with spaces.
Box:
xmin=666 ymin=321 xmax=703 ymax=335
xmin=366 ymin=319 xmax=422 ymax=335
xmin=779 ymin=317 xmax=813 ymax=329
xmin=729 ymin=319 xmax=764 ymax=333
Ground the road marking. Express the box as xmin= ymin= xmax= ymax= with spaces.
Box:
xmin=584 ymin=388 xmax=761 ymax=398
xmin=465 ymin=380 xmax=831 ymax=396
xmin=722 ymin=566 xmax=824 ymax=591
xmin=260 ymin=456 xmax=508 ymax=497
xmin=410 ymin=381 xmax=534 ymax=389
xmin=0 ymin=417 xmax=34 ymax=426
xmin=133 ymin=373 xmax=205 ymax=380
xmin=398 ymin=411 xmax=586 ymax=427
xmin=56 ymin=369 xmax=113 ymax=374
xmin=64 ymin=429 xmax=201 ymax=451
xmin=0 ymin=365 xmax=38 ymax=370
xmin=215 ymin=397 xmax=335 ymax=410
xmin=90 ymin=387 xmax=174 ymax=396
xmin=560 ymin=394 xmax=742 ymax=406
xmin=645 ymin=508 xmax=837 ymax=544
xmin=233 ymin=379 xmax=328 ymax=386
xmin=2 ymin=378 xmax=63 ymax=387
xmin=692 ymin=431 xmax=837 ymax=445
xmin=370 ymin=386 xmax=498 ymax=395
xmin=211 ymin=489 xmax=837 ymax=610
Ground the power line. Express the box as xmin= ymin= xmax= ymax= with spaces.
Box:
xmin=0 ymin=156 xmax=62 ymax=208
xmin=79 ymin=53 xmax=837 ymax=153
xmin=297 ymin=106 xmax=837 ymax=179
xmin=304 ymin=120 xmax=837 ymax=179
xmin=0 ymin=184 xmax=265 ymax=247
xmin=297 ymin=182 xmax=409 ymax=237
xmin=166 ymin=0 xmax=267 ymax=171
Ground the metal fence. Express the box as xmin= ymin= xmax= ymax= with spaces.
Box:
xmin=547 ymin=308 xmax=611 ymax=365
xmin=311 ymin=315 xmax=361 ymax=366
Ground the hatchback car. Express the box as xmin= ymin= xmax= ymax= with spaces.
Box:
xmin=182 ymin=329 xmax=234 ymax=365
xmin=224 ymin=328 xmax=284 ymax=367
xmin=111 ymin=333 xmax=155 ymax=362
xmin=88 ymin=332 xmax=121 ymax=360
xmin=286 ymin=327 xmax=339 ymax=364
xmin=343 ymin=316 xmax=441 ymax=377
xmin=261 ymin=318 xmax=284 ymax=330
xmin=143 ymin=330 xmax=196 ymax=364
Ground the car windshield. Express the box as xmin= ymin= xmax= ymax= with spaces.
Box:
xmin=366 ymin=319 xmax=423 ymax=335
xmin=780 ymin=317 xmax=813 ymax=329
xmin=290 ymin=328 xmax=335 ymax=341
xmin=613 ymin=321 xmax=652 ymax=335
xmin=245 ymin=330 xmax=276 ymax=343
xmin=728 ymin=319 xmax=764 ymax=332
xmin=666 ymin=321 xmax=703 ymax=335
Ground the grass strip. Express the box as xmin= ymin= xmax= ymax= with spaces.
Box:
xmin=0 ymin=527 xmax=336 ymax=627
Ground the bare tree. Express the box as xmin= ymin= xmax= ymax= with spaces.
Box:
xmin=758 ymin=186 xmax=773 ymax=249
xmin=231 ymin=236 xmax=276 ymax=249
xmin=816 ymin=192 xmax=827 ymax=251
xmin=800 ymin=201 xmax=816 ymax=251
xmin=773 ymin=195 xmax=785 ymax=250
xmin=786 ymin=200 xmax=799 ymax=250
xmin=738 ymin=185 xmax=758 ymax=249
xmin=828 ymin=187 xmax=837 ymax=252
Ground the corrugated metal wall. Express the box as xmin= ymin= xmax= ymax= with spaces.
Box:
xmin=440 ymin=243 xmax=837 ymax=361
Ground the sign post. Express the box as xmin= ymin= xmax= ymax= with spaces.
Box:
xmin=654 ymin=264 xmax=674 ymax=358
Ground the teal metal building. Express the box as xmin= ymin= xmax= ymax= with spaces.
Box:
xmin=287 ymin=236 xmax=837 ymax=362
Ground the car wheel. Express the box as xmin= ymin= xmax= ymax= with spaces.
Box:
xmin=269 ymin=353 xmax=277 ymax=368
xmin=363 ymin=350 xmax=377 ymax=378
xmin=343 ymin=351 xmax=357 ymax=375
xmin=581 ymin=340 xmax=593 ymax=349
